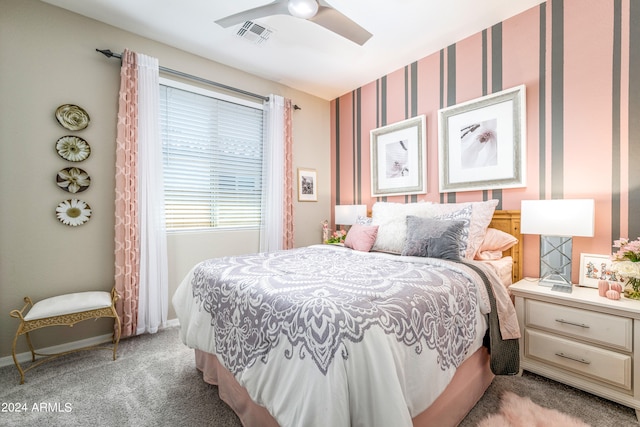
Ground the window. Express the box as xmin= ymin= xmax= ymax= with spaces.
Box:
xmin=159 ymin=79 xmax=264 ymax=230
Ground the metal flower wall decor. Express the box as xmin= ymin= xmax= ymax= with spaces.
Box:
xmin=55 ymin=104 xmax=90 ymax=131
xmin=56 ymin=199 xmax=92 ymax=226
xmin=56 ymin=136 xmax=91 ymax=162
xmin=53 ymin=104 xmax=93 ymax=227
xmin=56 ymin=167 xmax=90 ymax=193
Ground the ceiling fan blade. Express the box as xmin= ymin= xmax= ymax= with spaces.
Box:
xmin=215 ymin=1 xmax=290 ymax=28
xmin=309 ymin=6 xmax=372 ymax=45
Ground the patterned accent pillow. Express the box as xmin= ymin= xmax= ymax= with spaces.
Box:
xmin=435 ymin=205 xmax=473 ymax=259
xmin=426 ymin=199 xmax=499 ymax=259
xmin=355 ymin=215 xmax=373 ymax=226
xmin=402 ymin=216 xmax=464 ymax=260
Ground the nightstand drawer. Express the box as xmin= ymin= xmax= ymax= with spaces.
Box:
xmin=526 ymin=299 xmax=632 ymax=351
xmin=525 ymin=329 xmax=632 ymax=390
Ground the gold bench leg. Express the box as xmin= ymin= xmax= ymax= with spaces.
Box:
xmin=24 ymin=332 xmax=36 ymax=361
xmin=11 ymin=328 xmax=25 ymax=385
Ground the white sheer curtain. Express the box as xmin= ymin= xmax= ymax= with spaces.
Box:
xmin=135 ymin=53 xmax=168 ymax=334
xmin=261 ymin=95 xmax=285 ymax=252
xmin=260 ymin=95 xmax=294 ymax=252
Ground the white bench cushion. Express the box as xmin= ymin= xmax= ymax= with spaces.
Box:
xmin=24 ymin=291 xmax=112 ymax=321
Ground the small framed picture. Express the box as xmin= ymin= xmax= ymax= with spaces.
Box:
xmin=297 ymin=168 xmax=317 ymax=202
xmin=578 ymin=253 xmax=622 ymax=288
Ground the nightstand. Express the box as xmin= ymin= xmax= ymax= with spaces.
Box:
xmin=510 ymin=279 xmax=640 ymax=420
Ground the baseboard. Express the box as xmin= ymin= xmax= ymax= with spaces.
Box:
xmin=0 ymin=320 xmax=181 ymax=368
xmin=0 ymin=333 xmax=115 ymax=368
xmin=165 ymin=318 xmax=180 ymax=328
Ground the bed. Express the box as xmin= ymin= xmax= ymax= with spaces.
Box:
xmin=173 ymin=201 xmax=522 ymax=427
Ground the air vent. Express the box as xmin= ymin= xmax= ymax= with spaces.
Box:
xmin=236 ymin=21 xmax=274 ymax=44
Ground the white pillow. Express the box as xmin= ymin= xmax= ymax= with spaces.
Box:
xmin=370 ymin=202 xmax=435 ymax=254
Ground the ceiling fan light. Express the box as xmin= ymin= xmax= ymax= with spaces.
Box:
xmin=287 ymin=0 xmax=319 ymax=19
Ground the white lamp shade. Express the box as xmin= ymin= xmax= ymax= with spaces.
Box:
xmin=335 ymin=204 xmax=367 ymax=225
xmin=288 ymin=0 xmax=319 ymax=19
xmin=521 ymin=199 xmax=595 ymax=237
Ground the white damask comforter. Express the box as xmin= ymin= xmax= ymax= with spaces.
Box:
xmin=173 ymin=245 xmax=513 ymax=427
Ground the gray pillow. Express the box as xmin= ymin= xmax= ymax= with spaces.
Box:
xmin=435 ymin=204 xmax=472 ymax=259
xmin=401 ymin=216 xmax=464 ymax=260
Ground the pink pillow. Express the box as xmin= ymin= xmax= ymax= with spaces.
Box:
xmin=344 ymin=224 xmax=379 ymax=252
xmin=474 ymin=228 xmax=518 ymax=260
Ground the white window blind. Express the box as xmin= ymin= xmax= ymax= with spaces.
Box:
xmin=159 ymin=83 xmax=264 ymax=230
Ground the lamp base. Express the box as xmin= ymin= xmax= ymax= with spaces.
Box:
xmin=539 ymin=235 xmax=573 ymax=293
xmin=539 ymin=273 xmax=573 ymax=293
xmin=551 ymin=283 xmax=573 ymax=293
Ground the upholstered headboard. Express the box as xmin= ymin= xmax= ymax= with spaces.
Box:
xmin=488 ymin=210 xmax=523 ymax=284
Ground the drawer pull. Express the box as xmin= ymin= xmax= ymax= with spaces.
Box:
xmin=555 ymin=352 xmax=591 ymax=365
xmin=555 ymin=318 xmax=590 ymax=329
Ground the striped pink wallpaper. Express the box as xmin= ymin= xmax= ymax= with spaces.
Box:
xmin=330 ymin=0 xmax=636 ymax=282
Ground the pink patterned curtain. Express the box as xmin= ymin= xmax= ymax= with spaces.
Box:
xmin=114 ymin=49 xmax=140 ymax=338
xmin=282 ymin=99 xmax=294 ymax=249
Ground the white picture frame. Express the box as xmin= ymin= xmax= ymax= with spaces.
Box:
xmin=370 ymin=115 xmax=427 ymax=197
xmin=297 ymin=168 xmax=317 ymax=202
xmin=438 ymin=85 xmax=526 ymax=193
xmin=578 ymin=253 xmax=622 ymax=288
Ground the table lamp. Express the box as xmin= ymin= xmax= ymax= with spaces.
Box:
xmin=521 ymin=199 xmax=595 ymax=293
xmin=335 ymin=204 xmax=367 ymax=229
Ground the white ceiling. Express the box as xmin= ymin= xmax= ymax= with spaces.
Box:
xmin=41 ymin=0 xmax=545 ymax=101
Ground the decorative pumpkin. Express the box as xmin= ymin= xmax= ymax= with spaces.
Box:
xmin=610 ymin=282 xmax=623 ymax=293
xmin=606 ymin=289 xmax=621 ymax=300
xmin=598 ymin=280 xmax=609 ymax=297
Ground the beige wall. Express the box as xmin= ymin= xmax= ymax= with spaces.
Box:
xmin=0 ymin=0 xmax=331 ymax=359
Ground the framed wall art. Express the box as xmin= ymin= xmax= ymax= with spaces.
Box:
xmin=370 ymin=115 xmax=426 ymax=197
xmin=438 ymin=85 xmax=526 ymax=193
xmin=297 ymin=168 xmax=317 ymax=202
xmin=578 ymin=253 xmax=622 ymax=288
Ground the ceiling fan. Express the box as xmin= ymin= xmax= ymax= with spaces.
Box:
xmin=215 ymin=0 xmax=372 ymax=46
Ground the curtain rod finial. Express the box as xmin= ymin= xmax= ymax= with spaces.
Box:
xmin=96 ymin=48 xmax=115 ymax=58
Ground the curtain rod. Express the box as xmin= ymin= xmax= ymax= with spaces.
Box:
xmin=96 ymin=48 xmax=270 ymax=102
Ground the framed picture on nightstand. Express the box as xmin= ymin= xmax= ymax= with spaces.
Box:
xmin=578 ymin=253 xmax=623 ymax=288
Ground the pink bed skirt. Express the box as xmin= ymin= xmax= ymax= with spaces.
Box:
xmin=195 ymin=346 xmax=494 ymax=427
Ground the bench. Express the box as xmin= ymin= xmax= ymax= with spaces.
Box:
xmin=10 ymin=288 xmax=121 ymax=384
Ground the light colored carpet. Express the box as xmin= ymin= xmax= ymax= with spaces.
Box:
xmin=0 ymin=326 xmax=636 ymax=426
xmin=478 ymin=391 xmax=590 ymax=426
xmin=461 ymin=368 xmax=637 ymax=427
